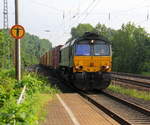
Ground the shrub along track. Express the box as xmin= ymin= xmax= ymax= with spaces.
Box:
xmin=111 ymin=72 xmax=150 ymax=91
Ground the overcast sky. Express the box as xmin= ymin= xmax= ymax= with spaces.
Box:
xmin=0 ymin=0 xmax=150 ymax=46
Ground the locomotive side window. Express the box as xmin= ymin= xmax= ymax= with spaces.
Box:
xmin=94 ymin=44 xmax=110 ymax=56
xmin=76 ymin=44 xmax=90 ymax=56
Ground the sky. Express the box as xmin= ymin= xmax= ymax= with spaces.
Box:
xmin=0 ymin=0 xmax=150 ymax=46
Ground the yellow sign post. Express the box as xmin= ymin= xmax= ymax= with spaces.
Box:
xmin=10 ymin=25 xmax=25 ymax=39
xmin=10 ymin=24 xmax=25 ymax=81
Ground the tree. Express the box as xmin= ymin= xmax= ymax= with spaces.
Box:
xmin=21 ymin=33 xmax=52 ymax=67
xmin=0 ymin=30 xmax=52 ymax=69
xmin=112 ymin=22 xmax=149 ymax=73
xmin=0 ymin=30 xmax=13 ymax=68
xmin=94 ymin=23 xmax=115 ymax=41
xmin=71 ymin=24 xmax=94 ymax=39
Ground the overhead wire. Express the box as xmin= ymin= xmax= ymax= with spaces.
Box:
xmin=65 ymin=0 xmax=100 ymax=33
xmin=30 ymin=0 xmax=62 ymax=13
xmin=71 ymin=0 xmax=98 ymax=22
xmin=27 ymin=0 xmax=66 ymax=46
xmin=80 ymin=0 xmax=102 ymax=23
xmin=55 ymin=0 xmax=100 ymax=45
xmin=65 ymin=0 xmax=98 ymax=32
xmin=28 ymin=0 xmax=150 ymax=46
xmin=49 ymin=0 xmax=102 ymax=42
xmin=58 ymin=0 xmax=103 ymax=44
xmin=72 ymin=0 xmax=97 ymax=19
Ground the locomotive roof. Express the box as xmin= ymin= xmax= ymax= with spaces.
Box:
xmin=76 ymin=32 xmax=109 ymax=43
xmin=61 ymin=32 xmax=110 ymax=50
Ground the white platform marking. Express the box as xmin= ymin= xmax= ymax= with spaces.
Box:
xmin=56 ymin=94 xmax=80 ymax=125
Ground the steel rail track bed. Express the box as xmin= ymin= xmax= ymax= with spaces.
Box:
xmin=79 ymin=90 xmax=150 ymax=125
xmin=65 ymin=82 xmax=150 ymax=125
xmin=111 ymin=72 xmax=150 ymax=88
xmin=111 ymin=72 xmax=150 ymax=79
xmin=111 ymin=77 xmax=150 ymax=88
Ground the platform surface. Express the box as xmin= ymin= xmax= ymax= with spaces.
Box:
xmin=43 ymin=93 xmax=119 ymax=125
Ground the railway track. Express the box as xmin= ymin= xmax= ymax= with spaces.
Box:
xmin=111 ymin=72 xmax=150 ymax=79
xmin=80 ymin=91 xmax=150 ymax=125
xmin=63 ymin=82 xmax=150 ymax=125
xmin=111 ymin=72 xmax=150 ymax=88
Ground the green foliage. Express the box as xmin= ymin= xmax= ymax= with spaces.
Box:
xmin=0 ymin=30 xmax=53 ymax=124
xmin=0 ymin=68 xmax=15 ymax=78
xmin=0 ymin=69 xmax=16 ymax=108
xmin=0 ymin=30 xmax=52 ymax=69
xmin=71 ymin=24 xmax=94 ymax=39
xmin=0 ymin=30 xmax=14 ymax=68
xmin=21 ymin=33 xmax=52 ymax=67
xmin=0 ymin=96 xmax=40 ymax=125
xmin=0 ymin=69 xmax=59 ymax=124
xmin=94 ymin=23 xmax=116 ymax=41
xmin=112 ymin=23 xmax=150 ymax=73
xmin=141 ymin=72 xmax=150 ymax=76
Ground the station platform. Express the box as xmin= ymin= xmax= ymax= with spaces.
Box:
xmin=43 ymin=93 xmax=119 ymax=125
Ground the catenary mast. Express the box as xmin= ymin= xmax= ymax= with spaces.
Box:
xmin=3 ymin=0 xmax=8 ymax=29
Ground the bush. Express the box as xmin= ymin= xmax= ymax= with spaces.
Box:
xmin=0 ymin=69 xmax=59 ymax=124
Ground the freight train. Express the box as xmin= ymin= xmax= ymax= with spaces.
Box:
xmin=40 ymin=32 xmax=112 ymax=90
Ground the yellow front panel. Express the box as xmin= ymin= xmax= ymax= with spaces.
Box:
xmin=73 ymin=56 xmax=112 ymax=72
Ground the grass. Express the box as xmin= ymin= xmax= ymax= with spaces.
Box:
xmin=108 ymin=84 xmax=150 ymax=101
xmin=32 ymin=94 xmax=53 ymax=123
xmin=19 ymin=74 xmax=60 ymax=124
xmin=141 ymin=72 xmax=150 ymax=76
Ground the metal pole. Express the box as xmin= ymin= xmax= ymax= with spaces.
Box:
xmin=3 ymin=0 xmax=9 ymax=68
xmin=15 ymin=0 xmax=21 ymax=81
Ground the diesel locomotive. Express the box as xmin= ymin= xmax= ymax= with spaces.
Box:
xmin=40 ymin=32 xmax=112 ymax=90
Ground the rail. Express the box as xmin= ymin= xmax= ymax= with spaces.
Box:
xmin=79 ymin=90 xmax=150 ymax=124
xmin=111 ymin=72 xmax=150 ymax=88
xmin=63 ymin=82 xmax=131 ymax=124
xmin=111 ymin=72 xmax=150 ymax=79
xmin=61 ymin=77 xmax=150 ymax=124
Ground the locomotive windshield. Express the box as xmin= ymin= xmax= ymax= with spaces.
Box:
xmin=75 ymin=40 xmax=110 ymax=56
xmin=94 ymin=44 xmax=110 ymax=56
xmin=76 ymin=44 xmax=90 ymax=56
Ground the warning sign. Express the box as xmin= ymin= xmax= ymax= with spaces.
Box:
xmin=10 ymin=25 xmax=25 ymax=39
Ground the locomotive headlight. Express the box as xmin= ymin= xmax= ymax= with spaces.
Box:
xmin=101 ymin=66 xmax=110 ymax=70
xmin=75 ymin=66 xmax=79 ymax=70
xmin=90 ymin=40 xmax=95 ymax=44
xmin=75 ymin=66 xmax=83 ymax=70
xmin=105 ymin=66 xmax=110 ymax=69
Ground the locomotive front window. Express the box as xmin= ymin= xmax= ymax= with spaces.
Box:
xmin=76 ymin=44 xmax=90 ymax=56
xmin=94 ymin=44 xmax=110 ymax=56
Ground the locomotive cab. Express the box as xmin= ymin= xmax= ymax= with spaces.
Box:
xmin=74 ymin=40 xmax=112 ymax=73
xmin=59 ymin=32 xmax=112 ymax=90
xmin=72 ymin=39 xmax=112 ymax=90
